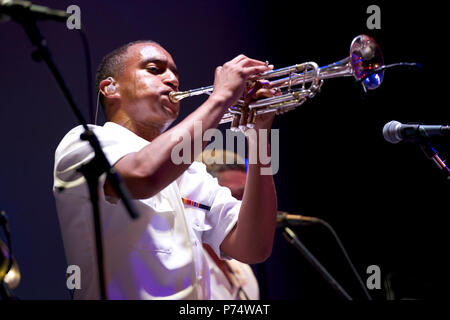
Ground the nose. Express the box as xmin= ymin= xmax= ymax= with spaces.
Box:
xmin=163 ymin=70 xmax=179 ymax=91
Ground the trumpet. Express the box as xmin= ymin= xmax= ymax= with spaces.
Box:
xmin=169 ymin=34 xmax=385 ymax=131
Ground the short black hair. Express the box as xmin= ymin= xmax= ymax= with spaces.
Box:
xmin=95 ymin=40 xmax=160 ymax=109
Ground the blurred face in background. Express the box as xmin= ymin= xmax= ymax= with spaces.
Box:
xmin=216 ymin=169 xmax=246 ymax=200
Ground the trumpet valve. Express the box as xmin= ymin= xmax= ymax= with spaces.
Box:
xmin=230 ymin=114 xmax=241 ymax=132
xmin=238 ymin=105 xmax=249 ymax=131
xmin=246 ymin=109 xmax=257 ymax=129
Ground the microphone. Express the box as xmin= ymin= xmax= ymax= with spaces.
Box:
xmin=383 ymin=120 xmax=450 ymax=144
xmin=276 ymin=211 xmax=320 ymax=227
xmin=0 ymin=0 xmax=69 ymax=23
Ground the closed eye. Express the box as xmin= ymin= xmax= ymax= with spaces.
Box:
xmin=146 ymin=66 xmax=161 ymax=73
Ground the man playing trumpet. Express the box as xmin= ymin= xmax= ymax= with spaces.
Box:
xmin=53 ymin=40 xmax=278 ymax=299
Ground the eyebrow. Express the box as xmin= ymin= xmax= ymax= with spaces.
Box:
xmin=140 ymin=57 xmax=179 ymax=78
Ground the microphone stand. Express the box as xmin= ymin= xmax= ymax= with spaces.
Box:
xmin=16 ymin=17 xmax=140 ymax=300
xmin=282 ymin=226 xmax=352 ymax=300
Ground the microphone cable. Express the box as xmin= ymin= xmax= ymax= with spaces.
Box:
xmin=356 ymin=62 xmax=421 ymax=94
xmin=314 ymin=217 xmax=373 ymax=300
xmin=357 ymin=62 xmax=421 ymax=85
xmin=77 ymin=26 xmax=95 ymax=124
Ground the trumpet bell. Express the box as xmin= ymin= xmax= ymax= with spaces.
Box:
xmin=350 ymin=34 xmax=384 ymax=90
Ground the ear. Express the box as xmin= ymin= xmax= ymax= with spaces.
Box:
xmin=99 ymin=77 xmax=120 ymax=100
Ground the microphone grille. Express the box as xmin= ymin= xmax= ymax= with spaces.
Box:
xmin=383 ymin=120 xmax=402 ymax=144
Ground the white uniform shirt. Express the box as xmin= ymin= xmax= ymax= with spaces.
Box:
xmin=53 ymin=122 xmax=240 ymax=300
xmin=204 ymin=251 xmax=260 ymax=300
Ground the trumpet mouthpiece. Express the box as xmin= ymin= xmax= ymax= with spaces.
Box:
xmin=169 ymin=91 xmax=182 ymax=103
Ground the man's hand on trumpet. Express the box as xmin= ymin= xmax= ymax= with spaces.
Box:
xmin=210 ymin=54 xmax=274 ymax=108
xmin=244 ymin=79 xmax=281 ymax=132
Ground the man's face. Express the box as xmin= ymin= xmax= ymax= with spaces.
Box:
xmin=116 ymin=42 xmax=180 ymax=132
xmin=217 ymin=169 xmax=247 ymax=200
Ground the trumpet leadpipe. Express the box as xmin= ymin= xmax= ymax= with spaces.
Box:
xmin=169 ymin=85 xmax=213 ymax=103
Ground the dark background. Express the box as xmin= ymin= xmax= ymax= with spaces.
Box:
xmin=0 ymin=0 xmax=448 ymax=300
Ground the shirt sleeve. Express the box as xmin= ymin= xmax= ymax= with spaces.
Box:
xmin=53 ymin=124 xmax=149 ymax=199
xmin=177 ymin=161 xmax=240 ymax=259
